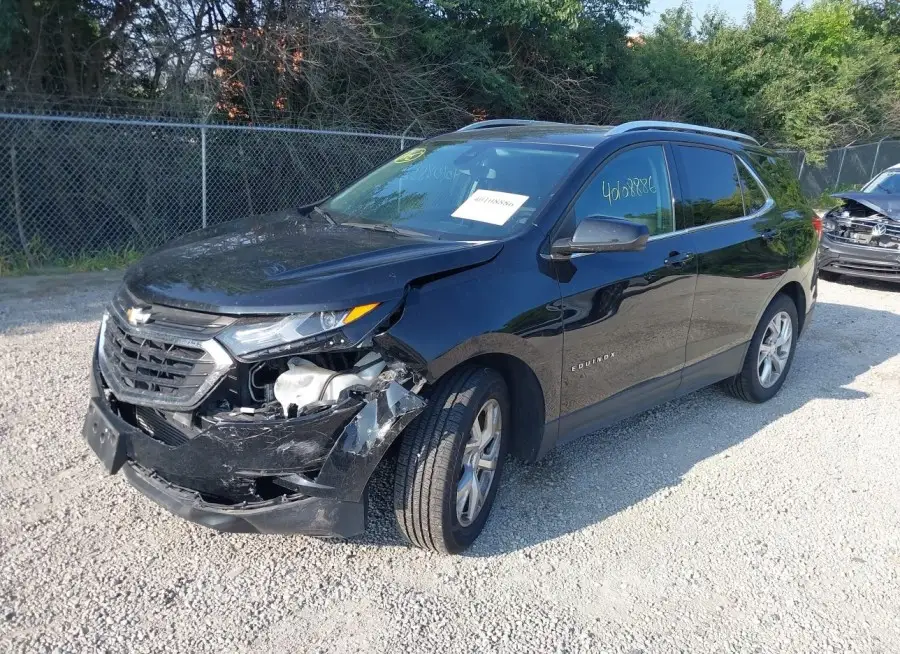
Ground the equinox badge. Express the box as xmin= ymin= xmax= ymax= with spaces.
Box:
xmin=571 ymin=353 xmax=615 ymax=372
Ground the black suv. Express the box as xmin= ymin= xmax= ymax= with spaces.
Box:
xmin=83 ymin=120 xmax=819 ymax=553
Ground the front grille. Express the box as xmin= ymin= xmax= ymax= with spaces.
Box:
xmin=99 ymin=310 xmax=232 ymax=409
xmin=827 ymin=217 xmax=900 ymax=249
xmin=134 ymin=407 xmax=190 ymax=447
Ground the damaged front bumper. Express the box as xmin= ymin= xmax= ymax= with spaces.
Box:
xmin=82 ymin=358 xmax=426 ymax=537
xmin=819 ymin=234 xmax=900 ymax=282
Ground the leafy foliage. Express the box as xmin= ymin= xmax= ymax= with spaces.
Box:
xmin=1 ymin=0 xmax=898 ymax=154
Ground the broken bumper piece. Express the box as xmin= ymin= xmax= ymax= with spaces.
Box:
xmin=122 ymin=462 xmax=364 ymax=536
xmin=82 ymin=360 xmax=426 ymax=537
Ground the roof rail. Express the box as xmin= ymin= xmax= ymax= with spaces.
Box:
xmin=456 ymin=119 xmax=565 ymax=132
xmin=605 ymin=120 xmax=759 ymax=145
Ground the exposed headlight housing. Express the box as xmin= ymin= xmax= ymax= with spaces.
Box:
xmin=823 ymin=219 xmax=836 ymax=232
xmin=217 ymin=303 xmax=379 ymax=356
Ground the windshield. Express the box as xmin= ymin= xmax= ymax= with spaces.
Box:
xmin=863 ymin=171 xmax=900 ymax=195
xmin=322 ymin=140 xmax=583 ymax=239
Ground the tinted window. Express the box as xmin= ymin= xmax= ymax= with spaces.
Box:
xmin=736 ymin=158 xmax=768 ymax=214
xmin=573 ymin=145 xmax=674 ymax=236
xmin=324 ymin=141 xmax=582 ymax=240
xmin=674 ymin=145 xmax=744 ymax=226
xmin=746 ymin=152 xmax=807 ymax=208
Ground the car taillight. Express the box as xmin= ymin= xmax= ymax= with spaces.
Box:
xmin=812 ymin=214 xmax=823 ymax=237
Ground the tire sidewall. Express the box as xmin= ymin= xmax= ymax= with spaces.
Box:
xmin=442 ymin=373 xmax=510 ymax=552
xmin=746 ymin=295 xmax=799 ymax=401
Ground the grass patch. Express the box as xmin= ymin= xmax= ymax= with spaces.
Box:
xmin=0 ymin=244 xmax=142 ymax=277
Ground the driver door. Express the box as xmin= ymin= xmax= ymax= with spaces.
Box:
xmin=553 ymin=143 xmax=698 ymax=440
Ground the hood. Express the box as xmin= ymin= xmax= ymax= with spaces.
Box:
xmin=124 ymin=211 xmax=503 ymax=315
xmin=832 ymin=192 xmax=900 ymax=221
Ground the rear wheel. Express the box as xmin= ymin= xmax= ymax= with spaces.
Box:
xmin=724 ymin=294 xmax=798 ymax=403
xmin=393 ymin=367 xmax=509 ymax=554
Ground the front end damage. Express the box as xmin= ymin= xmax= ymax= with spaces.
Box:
xmin=819 ymin=194 xmax=900 ymax=281
xmin=82 ymin=294 xmax=427 ymax=537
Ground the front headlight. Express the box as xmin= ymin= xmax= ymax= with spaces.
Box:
xmin=218 ymin=303 xmax=380 ymax=356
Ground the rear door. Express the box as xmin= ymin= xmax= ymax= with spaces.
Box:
xmin=553 ymin=143 xmax=698 ymax=439
xmin=670 ymin=144 xmax=791 ymax=386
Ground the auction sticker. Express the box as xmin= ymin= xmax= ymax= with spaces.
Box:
xmin=394 ymin=147 xmax=426 ymax=164
xmin=451 ymin=190 xmax=529 ymax=225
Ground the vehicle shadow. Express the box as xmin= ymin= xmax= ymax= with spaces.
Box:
xmin=359 ymin=298 xmax=900 ymax=555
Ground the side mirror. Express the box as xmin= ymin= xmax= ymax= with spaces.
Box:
xmin=551 ymin=216 xmax=650 ymax=257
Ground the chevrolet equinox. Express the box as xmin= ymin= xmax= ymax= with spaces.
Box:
xmin=83 ymin=120 xmax=820 ymax=553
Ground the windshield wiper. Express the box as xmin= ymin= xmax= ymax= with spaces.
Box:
xmin=308 ymin=205 xmax=337 ymax=226
xmin=341 ymin=221 xmax=430 ymax=238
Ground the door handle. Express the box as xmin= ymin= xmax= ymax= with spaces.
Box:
xmin=760 ymin=228 xmax=780 ymax=241
xmin=664 ymin=251 xmax=694 ymax=268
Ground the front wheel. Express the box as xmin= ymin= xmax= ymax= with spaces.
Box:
xmin=393 ymin=367 xmax=509 ymax=554
xmin=724 ymin=293 xmax=799 ymax=403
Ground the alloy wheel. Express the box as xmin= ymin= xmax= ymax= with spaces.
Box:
xmin=456 ymin=399 xmax=502 ymax=527
xmin=757 ymin=310 xmax=793 ymax=388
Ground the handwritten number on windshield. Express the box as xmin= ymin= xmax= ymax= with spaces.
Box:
xmin=603 ymin=176 xmax=656 ymax=205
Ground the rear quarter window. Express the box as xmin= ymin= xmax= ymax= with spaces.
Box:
xmin=746 ymin=152 xmax=808 ymax=210
xmin=736 ymin=158 xmax=768 ymax=214
xmin=672 ymin=145 xmax=745 ymax=226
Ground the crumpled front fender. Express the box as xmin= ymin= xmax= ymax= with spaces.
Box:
xmin=275 ymin=381 xmax=427 ymax=502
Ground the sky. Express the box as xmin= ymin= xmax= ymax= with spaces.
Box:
xmin=633 ymin=0 xmax=805 ymax=33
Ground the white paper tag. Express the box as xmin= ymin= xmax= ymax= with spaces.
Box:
xmin=451 ymin=190 xmax=529 ymax=225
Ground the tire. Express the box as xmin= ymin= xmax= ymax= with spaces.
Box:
xmin=393 ymin=366 xmax=509 ymax=554
xmin=724 ymin=293 xmax=799 ymax=403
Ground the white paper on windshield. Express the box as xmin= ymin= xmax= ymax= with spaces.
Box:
xmin=451 ymin=190 xmax=529 ymax=225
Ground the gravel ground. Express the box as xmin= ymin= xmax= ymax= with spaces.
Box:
xmin=1 ymin=272 xmax=900 ymax=653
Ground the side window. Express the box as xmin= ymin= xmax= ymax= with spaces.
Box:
xmin=736 ymin=157 xmax=768 ymax=214
xmin=673 ymin=145 xmax=745 ymax=226
xmin=747 ymin=152 xmax=808 ymax=210
xmin=573 ymin=145 xmax=674 ymax=236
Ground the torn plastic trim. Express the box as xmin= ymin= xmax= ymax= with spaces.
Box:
xmin=274 ymin=380 xmax=427 ymax=502
xmin=91 ymin=337 xmax=428 ymax=505
xmin=122 ymin=462 xmax=365 ymax=537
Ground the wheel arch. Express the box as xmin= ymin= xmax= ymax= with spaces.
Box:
xmin=749 ymin=272 xmax=811 ymax=340
xmin=374 ymin=327 xmax=558 ymax=463
xmin=444 ymin=352 xmax=547 ymax=463
xmin=776 ymin=280 xmax=808 ymax=334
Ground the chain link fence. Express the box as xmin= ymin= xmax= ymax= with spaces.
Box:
xmin=1 ymin=112 xmax=425 ymax=267
xmin=2 ymin=110 xmax=899 ymax=268
xmin=783 ymin=138 xmax=900 ymax=200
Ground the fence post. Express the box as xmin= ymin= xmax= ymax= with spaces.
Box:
xmin=871 ymin=137 xmax=886 ymax=178
xmin=835 ymin=142 xmax=853 ymax=189
xmin=797 ymin=150 xmax=806 ymax=181
xmin=9 ymin=143 xmax=35 ymax=268
xmin=201 ymin=124 xmax=208 ymax=229
xmin=400 ymin=119 xmax=418 ymax=151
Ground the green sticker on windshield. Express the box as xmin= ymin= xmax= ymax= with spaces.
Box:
xmin=394 ymin=147 xmax=426 ymax=164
